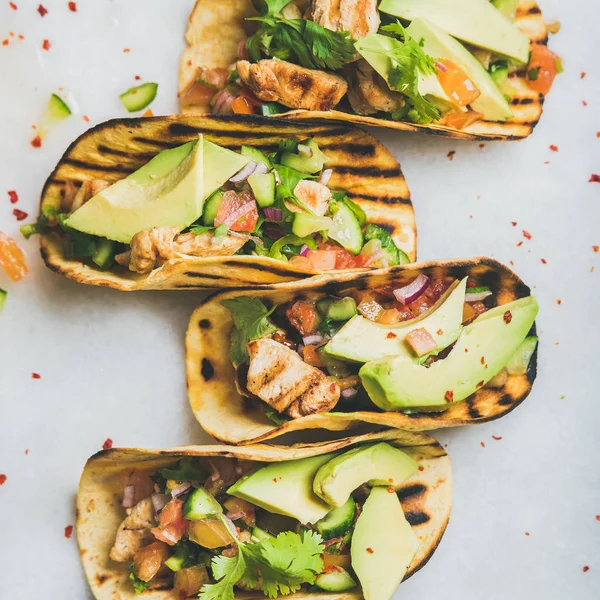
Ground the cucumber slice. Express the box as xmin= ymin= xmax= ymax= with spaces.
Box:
xmin=317 ymin=298 xmax=333 ymax=316
xmin=489 ymin=60 xmax=509 ymax=87
xmin=182 ymin=488 xmax=222 ymax=521
xmin=165 ymin=552 xmax=186 ymax=572
xmin=251 ymin=527 xmax=275 ymax=542
xmin=281 ymin=139 xmax=327 ymax=174
xmin=0 ymin=288 xmax=6 ymax=312
xmin=241 ymin=145 xmax=272 ymax=170
xmin=327 ymin=298 xmax=357 ymax=321
xmin=316 ymin=498 xmax=356 ymax=539
xmin=506 ymin=336 xmax=538 ymax=375
xmin=292 ymin=214 xmax=333 ymax=237
xmin=92 ymin=238 xmax=115 ymax=269
xmin=248 ymin=172 xmax=276 ymax=208
xmin=328 ymin=203 xmax=363 ymax=255
xmin=202 ymin=190 xmax=224 ymax=226
xmin=262 ymin=102 xmax=287 ymax=116
xmin=315 ymin=568 xmax=357 ymax=592
xmin=119 ymin=82 xmax=158 ymax=113
xmin=39 ymin=93 xmax=72 ymax=137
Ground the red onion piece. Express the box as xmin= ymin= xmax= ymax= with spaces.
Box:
xmin=436 ymin=61 xmax=449 ymax=73
xmin=220 ymin=199 xmax=256 ymax=228
xmin=225 ymin=511 xmax=245 ymax=521
xmin=297 ymin=143 xmax=313 ymax=157
xmin=152 ymin=493 xmax=169 ymax=514
xmin=465 ymin=290 xmax=492 ymax=303
xmin=212 ymin=90 xmax=234 ymax=115
xmin=253 ymin=162 xmax=269 ymax=175
xmin=222 ymin=515 xmax=238 ymax=538
xmin=341 ymin=387 xmax=358 ymax=399
xmin=230 ymin=161 xmax=257 ymax=184
xmin=122 ymin=485 xmax=135 ymax=508
xmin=297 ymin=343 xmax=305 ymax=356
xmin=393 ymin=274 xmax=430 ymax=305
xmin=303 ymin=333 xmax=323 ymax=346
xmin=263 ymin=207 xmax=283 ymax=222
xmin=171 ymin=482 xmax=192 ymax=498
xmin=319 ymin=169 xmax=333 ymax=186
xmin=300 ymin=244 xmax=310 ymax=257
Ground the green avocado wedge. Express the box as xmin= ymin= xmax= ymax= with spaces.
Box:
xmin=313 ymin=443 xmax=419 ymax=507
xmin=323 ymin=277 xmax=467 ymax=363
xmin=66 ymin=136 xmax=249 ymax=244
xmin=351 ymin=487 xmax=418 ymax=600
xmin=360 ymin=296 xmax=539 ymax=411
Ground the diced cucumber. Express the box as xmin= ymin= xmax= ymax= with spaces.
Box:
xmin=328 ymin=202 xmax=364 ymax=255
xmin=251 ymin=527 xmax=275 ymax=542
xmin=292 ymin=213 xmax=333 ymax=237
xmin=66 ymin=236 xmax=96 ymax=258
xmin=505 ymin=335 xmax=538 ymax=375
xmin=317 ymin=298 xmax=333 ymax=316
xmin=262 ymin=102 xmax=288 ymax=116
xmin=364 ymin=224 xmax=409 ymax=266
xmin=182 ymin=488 xmax=222 ymax=521
xmin=0 ymin=289 xmax=6 ymax=312
xmin=327 ymin=297 xmax=357 ymax=321
xmin=492 ymin=0 xmax=519 ymax=21
xmin=248 ymin=172 xmax=276 ymax=208
xmin=202 ymin=190 xmax=224 ymax=226
xmin=316 ymin=498 xmax=356 ymax=539
xmin=489 ymin=60 xmax=509 ymax=87
xmin=165 ymin=552 xmax=186 ymax=572
xmin=119 ymin=82 xmax=158 ymax=113
xmin=315 ymin=568 xmax=357 ymax=592
xmin=92 ymin=238 xmax=115 ymax=269
xmin=241 ymin=145 xmax=272 ymax=170
xmin=281 ymin=139 xmax=327 ymax=174
xmin=47 ymin=93 xmax=72 ymax=122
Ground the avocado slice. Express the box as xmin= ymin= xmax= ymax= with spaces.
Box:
xmin=360 ymin=295 xmax=539 ymax=411
xmin=406 ymin=18 xmax=513 ymax=121
xmin=351 ymin=487 xmax=418 ymax=600
xmin=379 ymin=0 xmax=530 ymax=64
xmin=228 ymin=453 xmax=337 ymax=524
xmin=66 ymin=136 xmax=249 ymax=244
xmin=313 ymin=443 xmax=419 ymax=507
xmin=324 ymin=277 xmax=467 ymax=363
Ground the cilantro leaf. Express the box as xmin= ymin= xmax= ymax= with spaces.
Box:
xmin=160 ymin=458 xmax=207 ymax=483
xmin=268 ymin=234 xmax=316 ymax=261
xmin=222 ymin=297 xmax=278 ymax=364
xmin=200 ymin=551 xmax=247 ymax=600
xmin=303 ymin=20 xmax=356 ymax=71
xmin=129 ymin=564 xmax=150 ymax=595
xmin=254 ymin=0 xmax=294 ymax=17
xmin=364 ymin=224 xmax=408 ymax=266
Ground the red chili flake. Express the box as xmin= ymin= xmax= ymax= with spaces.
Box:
xmin=523 ymin=230 xmax=532 ymax=240
xmin=68 ymin=1 xmax=77 ymax=11
xmin=479 ymin=143 xmax=485 ymax=148
xmin=503 ymin=310 xmax=512 ymax=324
xmin=436 ymin=329 xmax=443 ymax=335
xmin=24 ymin=449 xmax=29 ymax=455
xmin=447 ymin=150 xmax=455 ymax=161
xmin=541 ymin=258 xmax=547 ymax=264
xmin=556 ymin=299 xmax=562 ymax=305
xmin=272 ymin=478 xmax=277 ymax=483
xmin=480 ymin=442 xmax=485 ymax=448
xmin=64 ymin=525 xmax=73 ymax=538
xmin=525 ymin=531 xmax=530 ymax=536
xmin=31 ymin=373 xmax=41 ymax=379
xmin=593 ymin=246 xmax=599 ymax=253
xmin=387 ymin=487 xmax=395 ymax=493
xmin=2 ymin=39 xmax=8 ymax=46
xmin=549 ymin=145 xmax=559 ymax=152
xmin=418 ymin=465 xmax=424 ymax=471
xmin=18 ymin=34 xmax=23 ymax=39
xmin=590 ymin=174 xmax=600 ymax=183
xmin=445 ymin=390 xmax=454 ymax=403
xmin=387 ymin=478 xmax=393 ymax=483
xmin=581 ymin=72 xmax=586 ymax=79
xmin=142 ymin=108 xmax=154 ymax=117
xmin=366 ymin=548 xmax=374 ymax=554
xmin=509 ymin=260 xmax=514 ymax=266
xmin=480 ymin=356 xmax=485 ymax=364
xmin=31 ymin=135 xmax=42 ymax=148
xmin=37 ymin=3 xmax=47 ymax=16
xmin=9 ymin=2 xmax=17 ymax=9
xmin=134 ymin=75 xmax=141 ymax=80
xmin=123 ymin=48 xmax=130 ymax=53
xmin=0 ymin=474 xmax=6 ymax=485
xmin=516 ymin=241 xmax=523 ymax=247
xmin=511 ymin=221 xmax=517 ymax=226
xmin=42 ymin=39 xmax=50 ymax=50
xmin=476 ymin=380 xmax=484 ymax=388
xmin=187 ymin=59 xmax=192 ymax=67
xmin=582 ymin=100 xmax=588 ymax=107
xmin=596 ymin=515 xmax=600 ymax=521
xmin=592 ymin=267 xmax=595 ymax=273
xmin=464 ymin=348 xmax=469 ymax=353
xmin=386 ymin=332 xmax=398 ymax=339
xmin=8 ymin=190 xmax=18 ymax=204
xmin=583 ymin=566 xmax=590 ymax=573
xmin=81 ymin=115 xmax=90 ymax=123
xmin=9 ymin=32 xmax=14 ymax=37
xmin=544 ymin=161 xmax=550 ymax=165
xmin=492 ymin=435 xmax=503 ymax=441
xmin=13 ymin=208 xmax=28 ymax=221
xmin=102 ymin=438 xmax=113 ymax=450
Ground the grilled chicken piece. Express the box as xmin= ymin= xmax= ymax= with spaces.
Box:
xmin=246 ymin=338 xmax=340 ymax=416
xmin=309 ymin=0 xmax=380 ymax=40
xmin=175 ymin=231 xmax=246 ymax=257
xmin=109 ymin=497 xmax=155 ymax=562
xmin=237 ymin=59 xmax=348 ymax=111
xmin=64 ymin=179 xmax=110 ymax=213
xmin=347 ymin=60 xmax=405 ymax=116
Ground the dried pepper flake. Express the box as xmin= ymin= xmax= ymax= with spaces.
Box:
xmin=30 ymin=135 xmax=42 ymax=148
xmin=593 ymin=246 xmax=599 ymax=253
xmin=581 ymin=72 xmax=586 ymax=79
xmin=583 ymin=566 xmax=590 ymax=573
xmin=516 ymin=241 xmax=523 ymax=247
xmin=0 ymin=474 xmax=6 ymax=485
xmin=64 ymin=525 xmax=73 ymax=538
xmin=447 ymin=150 xmax=455 ymax=160
xmin=418 ymin=465 xmax=425 ymax=471
xmin=492 ymin=435 xmax=502 ymax=441
xmin=525 ymin=532 xmax=530 ymax=536
xmin=123 ymin=48 xmax=130 ymax=53
xmin=102 ymin=438 xmax=113 ymax=450
xmin=37 ymin=3 xmax=47 ymax=16
xmin=142 ymin=108 xmax=154 ymax=117
xmin=13 ymin=208 xmax=28 ymax=221
xmin=523 ymin=230 xmax=532 ymax=240
xmin=366 ymin=548 xmax=374 ymax=554
xmin=511 ymin=221 xmax=517 ymax=226
xmin=31 ymin=373 xmax=41 ymax=379
xmin=445 ymin=390 xmax=454 ymax=403
xmin=596 ymin=132 xmax=600 ymax=138
xmin=386 ymin=331 xmax=397 ymax=339
xmin=2 ymin=39 xmax=8 ymax=46
xmin=556 ymin=299 xmax=562 ymax=305
xmin=596 ymin=515 xmax=600 ymax=522
xmin=68 ymin=1 xmax=76 ymax=11
xmin=42 ymin=39 xmax=50 ymax=50
xmin=503 ymin=310 xmax=513 ymax=324
xmin=549 ymin=144 xmax=559 ymax=152
xmin=82 ymin=115 xmax=89 ymax=122
xmin=590 ymin=174 xmax=600 ymax=183
xmin=480 ymin=442 xmax=485 ymax=448
xmin=476 ymin=380 xmax=484 ymax=388
xmin=541 ymin=258 xmax=547 ymax=264
xmin=9 ymin=2 xmax=17 ymax=9
xmin=8 ymin=190 xmax=18 ymax=204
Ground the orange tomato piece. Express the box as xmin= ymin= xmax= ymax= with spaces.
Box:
xmin=232 ymin=94 xmax=255 ymax=115
xmin=133 ymin=542 xmax=170 ymax=582
xmin=318 ymin=243 xmax=358 ymax=269
xmin=437 ymin=59 xmax=481 ymax=107
xmin=287 ymin=300 xmax=318 ymax=335
xmin=405 ymin=328 xmax=438 ymax=357
xmin=527 ymin=44 xmax=560 ymax=95
xmin=0 ymin=232 xmax=28 ymax=281
xmin=378 ymin=308 xmax=402 ymax=324
xmin=152 ymin=499 xmax=187 ymax=546
xmin=444 ymin=110 xmax=483 ymax=130
xmin=306 ymin=250 xmax=337 ymax=271
xmin=214 ymin=191 xmax=258 ymax=232
xmin=303 ymin=344 xmax=325 ymax=367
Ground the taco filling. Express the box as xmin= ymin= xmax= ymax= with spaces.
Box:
xmin=108 ymin=443 xmax=426 ymax=599
xmin=224 ymin=272 xmax=539 ymax=420
xmin=182 ymin=0 xmax=560 ymax=130
xmin=27 ymin=135 xmax=408 ymax=274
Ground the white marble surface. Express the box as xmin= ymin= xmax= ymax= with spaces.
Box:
xmin=0 ymin=1 xmax=598 ymax=598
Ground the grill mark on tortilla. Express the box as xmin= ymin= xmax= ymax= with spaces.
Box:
xmin=348 ymin=192 xmax=411 ymax=205
xmin=201 ymin=358 xmax=215 ymax=381
xmin=199 ymin=319 xmax=211 ymax=329
xmin=131 ymin=136 xmax=177 ymax=148
xmin=319 ymin=142 xmax=377 ymax=157
xmin=404 ymin=511 xmax=431 ymax=526
xmin=220 ymin=260 xmax=312 ymax=279
xmin=511 ymin=97 xmax=536 ymax=105
xmin=95 ymin=574 xmax=108 ymax=586
xmin=397 ymin=484 xmax=427 ymax=500
xmin=467 ymin=396 xmax=482 ymax=419
xmin=96 ymin=144 xmax=158 ymax=160
xmin=334 ymin=165 xmax=402 ymax=178
xmin=184 ymin=272 xmax=228 ymax=280
xmin=526 ymin=5 xmax=541 ymax=13
xmin=497 ymin=394 xmax=514 ymax=406
xmin=62 ymin=158 xmax=134 ymax=173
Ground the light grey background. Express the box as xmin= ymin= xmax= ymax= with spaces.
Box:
xmin=0 ymin=1 xmax=598 ymax=598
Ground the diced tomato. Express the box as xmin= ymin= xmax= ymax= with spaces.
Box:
xmin=425 ymin=277 xmax=455 ymax=302
xmin=303 ymin=345 xmax=325 ymax=367
xmin=527 ymin=44 xmax=560 ymax=95
xmin=437 ymin=59 xmax=481 ymax=107
xmin=318 ymin=243 xmax=359 ymax=269
xmin=405 ymin=328 xmax=438 ymax=357
xmin=462 ymin=301 xmax=487 ymax=324
xmin=152 ymin=498 xmax=187 ymax=546
xmin=306 ymin=250 xmax=337 ymax=271
xmin=407 ymin=295 xmax=435 ymax=316
xmin=232 ymin=94 xmax=255 ymax=115
xmin=180 ymin=67 xmax=228 ymax=106
xmin=214 ymin=190 xmax=258 ymax=232
xmin=288 ymin=255 xmax=312 ymax=270
xmin=372 ymin=284 xmax=396 ymax=299
xmin=287 ymin=300 xmax=318 ymax=335
xmin=444 ymin=110 xmax=484 ymax=130
xmin=0 ymin=232 xmax=28 ymax=281
xmin=133 ymin=542 xmax=170 ymax=582
xmin=378 ymin=308 xmax=402 ymax=324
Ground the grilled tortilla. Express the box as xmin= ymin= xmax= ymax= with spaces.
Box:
xmin=78 ymin=429 xmax=451 ymax=599
xmin=186 ymin=257 xmax=537 ymax=444
xmin=180 ymin=0 xmax=552 ymax=141
xmin=39 ymin=114 xmax=415 ymax=290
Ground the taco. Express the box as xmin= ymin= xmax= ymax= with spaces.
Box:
xmin=77 ymin=430 xmax=451 ymax=599
xmin=186 ymin=257 xmax=538 ymax=444
xmin=179 ymin=0 xmax=559 ymax=140
xmin=32 ymin=114 xmax=415 ymax=290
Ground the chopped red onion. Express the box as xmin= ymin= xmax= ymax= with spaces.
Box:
xmin=222 ymin=515 xmax=238 ymax=538
xmin=341 ymin=387 xmax=358 ymax=399
xmin=300 ymin=244 xmax=310 ymax=257
xmin=436 ymin=61 xmax=449 ymax=73
xmin=303 ymin=333 xmax=323 ymax=346
xmin=363 ymin=249 xmax=384 ymax=267
xmin=393 ymin=274 xmax=430 ymax=305
xmin=171 ymin=482 xmax=192 ymax=498
xmin=225 ymin=511 xmax=245 ymax=521
xmin=152 ymin=493 xmax=169 ymax=514
xmin=253 ymin=162 xmax=269 ymax=175
xmin=122 ymin=485 xmax=135 ymax=508
xmin=221 ymin=199 xmax=257 ymax=227
xmin=230 ymin=161 xmax=257 ymax=184
xmin=465 ymin=290 xmax=492 ymax=303
xmin=319 ymin=169 xmax=333 ymax=186
xmin=297 ymin=343 xmax=304 ymax=356
xmin=297 ymin=143 xmax=313 ymax=157
xmin=263 ymin=207 xmax=283 ymax=222
xmin=212 ymin=90 xmax=234 ymax=115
